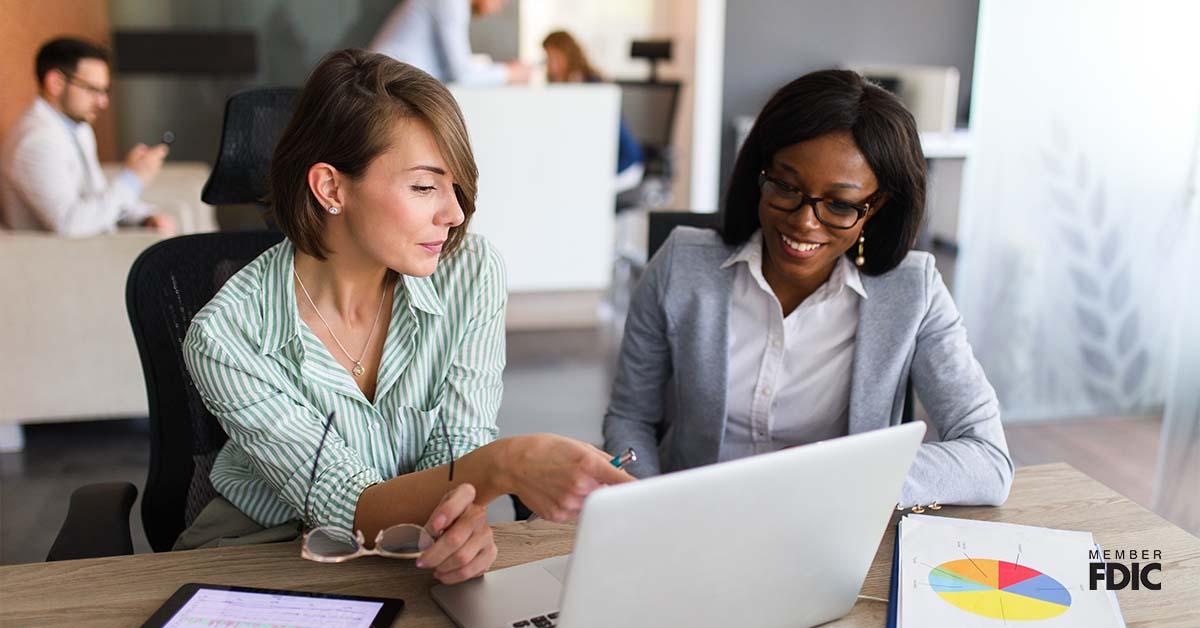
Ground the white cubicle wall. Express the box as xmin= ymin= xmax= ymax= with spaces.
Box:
xmin=450 ymin=84 xmax=619 ymax=293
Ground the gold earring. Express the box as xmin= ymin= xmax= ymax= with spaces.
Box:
xmin=855 ymin=234 xmax=865 ymax=267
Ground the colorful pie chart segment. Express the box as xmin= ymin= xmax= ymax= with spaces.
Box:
xmin=929 ymin=559 xmax=1072 ymax=620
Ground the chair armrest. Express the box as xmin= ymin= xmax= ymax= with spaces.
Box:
xmin=46 ymin=482 xmax=138 ymax=561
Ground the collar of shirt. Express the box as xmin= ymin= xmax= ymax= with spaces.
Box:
xmin=720 ymin=229 xmax=867 ymax=307
xmin=35 ymin=97 xmax=85 ymax=137
xmin=258 ymin=240 xmax=445 ymax=355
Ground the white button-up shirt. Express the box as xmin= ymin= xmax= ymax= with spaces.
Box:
xmin=719 ymin=230 xmax=867 ymax=462
xmin=0 ymin=98 xmax=148 ymax=235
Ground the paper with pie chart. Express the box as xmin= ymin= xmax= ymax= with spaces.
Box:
xmin=898 ymin=515 xmax=1125 ymax=627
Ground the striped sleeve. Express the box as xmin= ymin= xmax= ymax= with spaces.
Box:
xmin=183 ymin=321 xmax=383 ymax=530
xmin=417 ymin=240 xmax=507 ymax=470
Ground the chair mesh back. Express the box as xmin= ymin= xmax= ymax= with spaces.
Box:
xmin=615 ymin=81 xmax=681 ymax=149
xmin=200 ymin=87 xmax=300 ymax=206
xmin=127 ymin=231 xmax=283 ymax=552
xmin=647 ymin=211 xmax=722 ymax=260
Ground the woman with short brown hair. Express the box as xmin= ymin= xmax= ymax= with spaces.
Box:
xmin=182 ymin=49 xmax=631 ymax=583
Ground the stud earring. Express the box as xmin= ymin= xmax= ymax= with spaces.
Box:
xmin=327 ymin=206 xmax=341 ymax=215
xmin=855 ymin=234 xmax=866 ymax=267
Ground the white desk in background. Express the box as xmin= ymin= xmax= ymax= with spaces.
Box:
xmin=450 ymin=84 xmax=619 ymax=294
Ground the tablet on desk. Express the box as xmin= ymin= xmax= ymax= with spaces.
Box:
xmin=142 ymin=583 xmax=405 ymax=628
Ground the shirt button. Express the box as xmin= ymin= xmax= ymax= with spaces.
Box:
xmin=772 ymin=338 xmax=782 ymax=348
xmin=761 ymin=387 xmax=771 ymax=396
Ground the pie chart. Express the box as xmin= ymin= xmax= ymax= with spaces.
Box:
xmin=929 ymin=558 xmax=1072 ymax=621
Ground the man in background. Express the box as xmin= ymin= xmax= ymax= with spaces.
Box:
xmin=0 ymin=37 xmax=175 ymax=236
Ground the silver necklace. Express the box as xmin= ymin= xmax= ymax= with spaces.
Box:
xmin=294 ymin=269 xmax=390 ymax=378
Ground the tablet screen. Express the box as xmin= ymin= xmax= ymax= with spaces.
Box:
xmin=143 ymin=584 xmax=404 ymax=628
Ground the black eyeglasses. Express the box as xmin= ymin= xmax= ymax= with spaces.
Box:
xmin=60 ymin=72 xmax=109 ymax=97
xmin=299 ymin=410 xmax=456 ymax=562
xmin=758 ymin=170 xmax=875 ymax=230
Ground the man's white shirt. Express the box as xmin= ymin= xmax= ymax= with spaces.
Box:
xmin=0 ymin=98 xmax=148 ymax=236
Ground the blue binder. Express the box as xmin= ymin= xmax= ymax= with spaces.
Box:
xmin=887 ymin=519 xmax=901 ymax=628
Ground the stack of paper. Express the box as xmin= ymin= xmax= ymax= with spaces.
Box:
xmin=894 ymin=515 xmax=1125 ymax=627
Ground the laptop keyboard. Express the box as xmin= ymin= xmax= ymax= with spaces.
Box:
xmin=510 ymin=611 xmax=559 ymax=627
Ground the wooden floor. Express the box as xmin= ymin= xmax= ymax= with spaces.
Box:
xmin=1006 ymin=415 xmax=1163 ymax=510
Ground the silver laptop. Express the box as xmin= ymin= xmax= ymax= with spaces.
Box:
xmin=432 ymin=422 xmax=925 ymax=628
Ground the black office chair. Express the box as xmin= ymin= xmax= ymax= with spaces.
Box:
xmin=616 ymin=80 xmax=681 ymax=177
xmin=47 ymin=88 xmax=301 ymax=561
xmin=643 ymin=211 xmax=917 ymax=423
xmin=612 ymin=80 xmax=682 ymax=215
xmin=647 ymin=210 xmax=721 ymax=259
xmin=47 ymin=231 xmax=285 ymax=560
xmin=201 ymin=87 xmax=300 ymax=224
xmin=615 ymin=80 xmax=682 ymax=183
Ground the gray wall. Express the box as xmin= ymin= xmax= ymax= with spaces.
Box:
xmin=720 ymin=0 xmax=980 ymax=195
xmin=470 ymin=0 xmax=521 ymax=62
xmin=110 ymin=0 xmax=520 ymax=163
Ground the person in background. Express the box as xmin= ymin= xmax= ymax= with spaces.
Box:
xmin=542 ymin=30 xmax=644 ymax=192
xmin=371 ymin=0 xmax=530 ymax=85
xmin=604 ymin=70 xmax=1012 ymax=508
xmin=0 ymin=37 xmax=175 ymax=236
xmin=180 ymin=50 xmax=631 ymax=583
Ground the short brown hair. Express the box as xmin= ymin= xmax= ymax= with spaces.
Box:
xmin=270 ymin=49 xmax=478 ymax=260
xmin=36 ymin=38 xmax=109 ymax=84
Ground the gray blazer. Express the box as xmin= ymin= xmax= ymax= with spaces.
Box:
xmin=603 ymin=227 xmax=1013 ymax=506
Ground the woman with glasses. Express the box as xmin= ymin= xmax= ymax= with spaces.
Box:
xmin=604 ymin=69 xmax=1012 ymax=507
xmin=179 ymin=50 xmax=631 ymax=583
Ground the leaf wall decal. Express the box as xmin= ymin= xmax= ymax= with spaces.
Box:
xmin=1081 ymin=345 xmax=1116 ymax=377
xmin=1117 ymin=311 xmax=1139 ymax=354
xmin=1090 ymin=184 xmax=1107 ymax=224
xmin=1068 ymin=266 xmax=1102 ymax=300
xmin=1098 ymin=226 xmax=1120 ymax=270
xmin=1048 ymin=186 xmax=1076 ymax=212
xmin=1057 ymin=224 xmax=1089 ymax=252
xmin=1109 ymin=264 xmax=1132 ymax=311
xmin=1084 ymin=381 xmax=1120 ymax=410
xmin=1123 ymin=349 xmax=1149 ymax=396
xmin=1074 ymin=304 xmax=1107 ymax=340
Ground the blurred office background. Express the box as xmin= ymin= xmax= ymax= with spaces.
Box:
xmin=1 ymin=0 xmax=1197 ymax=564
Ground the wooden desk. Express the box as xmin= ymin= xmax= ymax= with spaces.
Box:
xmin=2 ymin=464 xmax=1197 ymax=627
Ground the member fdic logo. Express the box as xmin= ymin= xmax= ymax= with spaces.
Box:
xmin=1088 ymin=548 xmax=1162 ymax=590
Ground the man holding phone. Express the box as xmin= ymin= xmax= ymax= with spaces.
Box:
xmin=0 ymin=37 xmax=176 ymax=236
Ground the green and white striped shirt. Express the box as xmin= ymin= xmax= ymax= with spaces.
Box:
xmin=183 ymin=234 xmax=506 ymax=532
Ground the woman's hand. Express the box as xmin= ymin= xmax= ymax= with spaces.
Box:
xmin=415 ymin=483 xmax=496 ymax=584
xmin=500 ymin=434 xmax=635 ymax=522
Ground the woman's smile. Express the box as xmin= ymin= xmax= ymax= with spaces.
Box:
xmin=778 ymin=231 xmax=827 ymax=259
